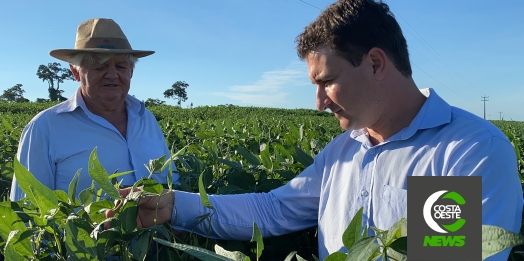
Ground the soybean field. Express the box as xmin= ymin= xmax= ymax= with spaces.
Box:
xmin=0 ymin=102 xmax=523 ymax=260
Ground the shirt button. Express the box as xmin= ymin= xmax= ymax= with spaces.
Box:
xmin=369 ymin=148 xmax=375 ymax=154
xmin=361 ymin=190 xmax=369 ymax=197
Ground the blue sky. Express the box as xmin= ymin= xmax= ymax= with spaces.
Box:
xmin=1 ymin=0 xmax=523 ymax=120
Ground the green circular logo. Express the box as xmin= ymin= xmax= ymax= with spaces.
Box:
xmin=423 ymin=190 xmax=466 ymax=233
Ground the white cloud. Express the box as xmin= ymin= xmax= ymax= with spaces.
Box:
xmin=214 ymin=61 xmax=309 ymax=107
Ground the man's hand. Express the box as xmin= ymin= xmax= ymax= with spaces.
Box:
xmin=105 ymin=187 xmax=174 ymax=228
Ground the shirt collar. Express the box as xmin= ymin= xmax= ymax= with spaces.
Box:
xmin=397 ymin=88 xmax=451 ymax=140
xmin=350 ymin=88 xmax=451 ymax=142
xmin=54 ymin=87 xmax=145 ymax=117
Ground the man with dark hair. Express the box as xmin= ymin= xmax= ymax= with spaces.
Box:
xmin=108 ymin=1 xmax=522 ymax=260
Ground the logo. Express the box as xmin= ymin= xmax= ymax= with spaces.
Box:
xmin=422 ymin=190 xmax=467 ymax=247
xmin=423 ymin=190 xmax=466 ymax=233
xmin=408 ymin=176 xmax=481 ymax=260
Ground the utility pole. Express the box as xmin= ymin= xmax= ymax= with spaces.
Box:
xmin=499 ymin=111 xmax=503 ymax=120
xmin=481 ymin=96 xmax=489 ymax=120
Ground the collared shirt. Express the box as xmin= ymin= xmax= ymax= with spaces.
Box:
xmin=10 ymin=88 xmax=177 ymax=201
xmin=172 ymin=89 xmax=522 ymax=261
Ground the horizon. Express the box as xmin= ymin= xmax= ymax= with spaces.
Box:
xmin=1 ymin=0 xmax=522 ymax=120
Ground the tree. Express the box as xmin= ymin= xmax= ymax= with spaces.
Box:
xmin=36 ymin=62 xmax=74 ymax=101
xmin=144 ymin=98 xmax=166 ymax=107
xmin=164 ymin=81 xmax=189 ymax=106
xmin=36 ymin=98 xmax=50 ymax=103
xmin=0 ymin=84 xmax=29 ymax=103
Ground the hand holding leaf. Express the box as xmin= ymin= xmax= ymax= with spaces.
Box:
xmin=105 ymin=187 xmax=174 ymax=229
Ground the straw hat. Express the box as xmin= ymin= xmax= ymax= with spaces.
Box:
xmin=50 ymin=18 xmax=154 ymax=62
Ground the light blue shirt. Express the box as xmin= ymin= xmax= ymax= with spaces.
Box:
xmin=10 ymin=88 xmax=177 ymax=201
xmin=173 ymin=89 xmax=522 ymax=260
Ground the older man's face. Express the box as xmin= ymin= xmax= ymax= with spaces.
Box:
xmin=71 ymin=55 xmax=133 ymax=110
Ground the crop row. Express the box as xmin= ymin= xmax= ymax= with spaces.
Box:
xmin=0 ymin=103 xmax=523 ymax=260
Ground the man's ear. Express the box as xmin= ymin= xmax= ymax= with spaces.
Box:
xmin=69 ymin=64 xmax=81 ymax=82
xmin=368 ymin=47 xmax=387 ymax=80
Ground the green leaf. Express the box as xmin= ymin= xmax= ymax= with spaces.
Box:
xmin=199 ymin=172 xmax=215 ymax=210
xmin=187 ymin=155 xmax=204 ymax=174
xmin=215 ymin=121 xmax=225 ymax=136
xmin=79 ymin=183 xmax=96 ymax=205
xmin=95 ymin=229 xmax=121 ymax=258
xmin=259 ymin=147 xmax=273 ymax=170
xmin=257 ymin=179 xmax=283 ymax=192
xmin=144 ymin=224 xmax=173 ymax=240
xmin=237 ymin=145 xmax=260 ymax=166
xmin=342 ymin=207 xmax=364 ymax=250
xmin=64 ymin=215 xmax=98 ymax=260
xmin=202 ymin=168 xmax=214 ymax=188
xmin=324 ymin=252 xmax=347 ymax=261
xmin=119 ymin=200 xmax=138 ymax=233
xmin=283 ymin=251 xmax=298 ymax=261
xmin=386 ymin=237 xmax=408 ymax=261
xmin=345 ymin=237 xmax=380 ymax=261
xmin=294 ymin=146 xmax=313 ymax=168
xmin=140 ymin=178 xmax=165 ymax=195
xmin=227 ymin=170 xmax=256 ymax=191
xmin=385 ymin=218 xmax=407 ymax=246
xmin=0 ymin=206 xmax=30 ymax=246
xmin=108 ymin=170 xmax=135 ymax=179
xmin=218 ymin=158 xmax=243 ymax=169
xmin=296 ymin=255 xmax=308 ymax=261
xmin=88 ymin=147 xmax=121 ymax=200
xmin=219 ymin=185 xmax=251 ymax=195
xmin=154 ymin=238 xmax=235 ymax=261
xmin=148 ymin=155 xmax=167 ymax=174
xmin=196 ymin=131 xmax=216 ymax=139
xmin=276 ymin=170 xmax=296 ymax=180
xmin=84 ymin=200 xmax=114 ymax=224
xmin=482 ymin=225 xmax=524 ymax=260
xmin=274 ymin=144 xmax=292 ymax=159
xmin=287 ymin=121 xmax=300 ymax=139
xmin=0 ymin=214 xmax=32 ymax=255
xmin=4 ymin=231 xmax=30 ymax=261
xmin=2 ymin=117 xmax=13 ymax=131
xmin=68 ymin=168 xmax=81 ymax=205
xmin=250 ymin=222 xmax=264 ymax=261
xmin=225 ymin=119 xmax=233 ymax=133
xmin=214 ymin=244 xmax=251 ymax=261
xmin=176 ymin=154 xmax=192 ymax=170
xmin=388 ymin=236 xmax=407 ymax=255
xmin=131 ymin=231 xmax=151 ymax=261
xmin=14 ymin=158 xmax=58 ymax=215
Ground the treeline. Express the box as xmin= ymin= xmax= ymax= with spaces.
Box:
xmin=3 ymin=62 xmax=191 ymax=105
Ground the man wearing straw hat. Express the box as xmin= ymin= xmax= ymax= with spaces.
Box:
xmin=10 ymin=18 xmax=177 ymax=200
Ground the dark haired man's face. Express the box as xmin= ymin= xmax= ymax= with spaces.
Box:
xmin=307 ymin=46 xmax=381 ymax=130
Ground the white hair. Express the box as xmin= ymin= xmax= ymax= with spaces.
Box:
xmin=68 ymin=52 xmax=138 ymax=71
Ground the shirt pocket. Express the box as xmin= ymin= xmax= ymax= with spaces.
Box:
xmin=139 ymin=137 xmax=167 ymax=161
xmin=375 ymin=185 xmax=407 ymax=229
